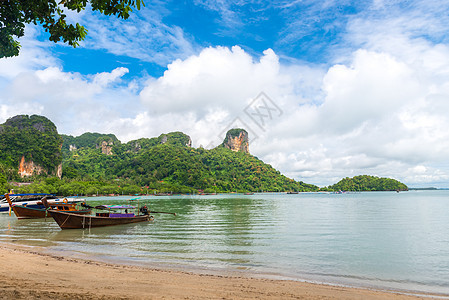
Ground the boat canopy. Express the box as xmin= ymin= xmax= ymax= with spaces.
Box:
xmin=97 ymin=205 xmax=136 ymax=209
xmin=1 ymin=193 xmax=53 ymax=197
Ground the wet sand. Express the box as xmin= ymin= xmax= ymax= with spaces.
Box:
xmin=0 ymin=243 xmax=440 ymax=299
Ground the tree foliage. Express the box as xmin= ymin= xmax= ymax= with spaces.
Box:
xmin=0 ymin=115 xmax=63 ymax=176
xmin=61 ymin=136 xmax=319 ymax=193
xmin=328 ymin=175 xmax=408 ymax=191
xmin=61 ymin=132 xmax=119 ymax=155
xmin=0 ymin=0 xmax=143 ymax=58
xmin=0 ymin=115 xmax=409 ymax=195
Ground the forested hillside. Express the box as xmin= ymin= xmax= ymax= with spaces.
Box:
xmin=0 ymin=115 xmax=62 ymax=180
xmin=0 ymin=115 xmax=319 ymax=194
xmin=61 ymin=132 xmax=120 ymax=155
xmin=327 ymin=175 xmax=408 ymax=191
xmin=0 ymin=115 xmax=409 ymax=195
xmin=60 ymin=132 xmax=318 ymax=194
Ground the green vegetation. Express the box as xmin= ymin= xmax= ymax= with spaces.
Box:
xmin=0 ymin=115 xmax=410 ymax=195
xmin=0 ymin=115 xmax=62 ymax=177
xmin=326 ymin=175 xmax=408 ymax=191
xmin=10 ymin=177 xmax=152 ymax=196
xmin=62 ymin=133 xmax=120 ymax=155
xmin=1 ymin=0 xmax=143 ymax=58
xmin=0 ymin=170 xmax=7 ymax=194
xmin=61 ymin=139 xmax=318 ymax=194
xmin=0 ymin=115 xmax=318 ymax=194
xmin=158 ymin=132 xmax=192 ymax=147
xmin=224 ymin=128 xmax=246 ymax=139
xmin=221 ymin=128 xmax=245 ymax=145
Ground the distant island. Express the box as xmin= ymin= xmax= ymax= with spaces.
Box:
xmin=0 ymin=115 xmax=408 ymax=195
xmin=321 ymin=175 xmax=408 ymax=192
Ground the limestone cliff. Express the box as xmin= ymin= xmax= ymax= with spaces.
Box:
xmin=18 ymin=156 xmax=45 ymax=177
xmin=99 ymin=140 xmax=114 ymax=155
xmin=0 ymin=115 xmax=63 ymax=178
xmin=56 ymin=163 xmax=62 ymax=178
xmin=222 ymin=129 xmax=249 ymax=153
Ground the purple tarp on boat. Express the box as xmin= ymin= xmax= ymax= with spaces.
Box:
xmin=109 ymin=213 xmax=135 ymax=218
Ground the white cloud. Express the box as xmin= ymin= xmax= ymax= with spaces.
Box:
xmin=3 ymin=38 xmax=449 ymax=188
xmin=4 ymin=0 xmax=449 ymax=188
xmin=0 ymin=26 xmax=58 ymax=79
xmin=134 ymin=41 xmax=449 ymax=188
xmin=93 ymin=67 xmax=129 ymax=87
xmin=0 ymin=38 xmax=140 ymax=137
xmin=139 ymin=46 xmax=286 ymax=116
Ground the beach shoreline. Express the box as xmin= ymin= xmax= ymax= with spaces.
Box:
xmin=0 ymin=242 xmax=443 ymax=299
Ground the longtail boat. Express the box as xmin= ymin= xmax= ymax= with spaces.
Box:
xmin=42 ymin=198 xmax=153 ymax=229
xmin=0 ymin=193 xmax=83 ymax=213
xmin=5 ymin=194 xmax=91 ymax=219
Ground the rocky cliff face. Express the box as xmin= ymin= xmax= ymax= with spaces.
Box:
xmin=222 ymin=129 xmax=249 ymax=153
xmin=17 ymin=156 xmax=62 ymax=178
xmin=18 ymin=156 xmax=45 ymax=177
xmin=99 ymin=140 xmax=114 ymax=155
xmin=56 ymin=163 xmax=62 ymax=178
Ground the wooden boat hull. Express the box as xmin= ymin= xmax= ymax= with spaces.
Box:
xmin=47 ymin=210 xmax=151 ymax=229
xmin=12 ymin=205 xmax=91 ymax=219
xmin=0 ymin=197 xmax=82 ymax=212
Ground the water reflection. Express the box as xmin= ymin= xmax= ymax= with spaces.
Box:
xmin=135 ymin=196 xmax=273 ymax=268
xmin=1 ymin=192 xmax=449 ymax=295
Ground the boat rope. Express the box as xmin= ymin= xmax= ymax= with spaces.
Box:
xmin=60 ymin=215 xmax=71 ymax=228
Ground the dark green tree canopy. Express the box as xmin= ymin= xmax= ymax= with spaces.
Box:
xmin=328 ymin=175 xmax=408 ymax=192
xmin=0 ymin=0 xmax=143 ymax=58
xmin=0 ymin=114 xmax=63 ymax=173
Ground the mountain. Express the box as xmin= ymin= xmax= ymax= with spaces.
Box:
xmin=0 ymin=115 xmax=409 ymax=195
xmin=221 ymin=128 xmax=249 ymax=153
xmin=61 ymin=128 xmax=318 ymax=193
xmin=0 ymin=115 xmax=63 ymax=180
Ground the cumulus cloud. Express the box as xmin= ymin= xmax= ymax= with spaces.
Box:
xmin=3 ymin=38 xmax=449 ymax=188
xmin=4 ymin=0 xmax=449 ymax=188
xmin=132 ymin=40 xmax=449 ymax=188
xmin=262 ymin=43 xmax=449 ymax=186
xmin=140 ymin=46 xmax=285 ymax=115
xmin=0 ymin=40 xmax=139 ymax=136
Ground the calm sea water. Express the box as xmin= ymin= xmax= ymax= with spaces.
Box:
xmin=1 ymin=191 xmax=449 ymax=295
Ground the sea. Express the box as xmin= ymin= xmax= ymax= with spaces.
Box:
xmin=1 ymin=190 xmax=449 ymax=296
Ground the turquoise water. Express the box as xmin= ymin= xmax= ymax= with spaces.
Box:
xmin=1 ymin=191 xmax=449 ymax=295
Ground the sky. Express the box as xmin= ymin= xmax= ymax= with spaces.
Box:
xmin=1 ymin=0 xmax=449 ymax=188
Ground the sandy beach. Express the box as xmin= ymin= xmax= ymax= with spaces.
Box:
xmin=0 ymin=243 xmax=440 ymax=300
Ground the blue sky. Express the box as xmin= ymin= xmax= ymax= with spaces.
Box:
xmin=2 ymin=0 xmax=449 ymax=187
xmin=53 ymin=1 xmax=370 ymax=77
